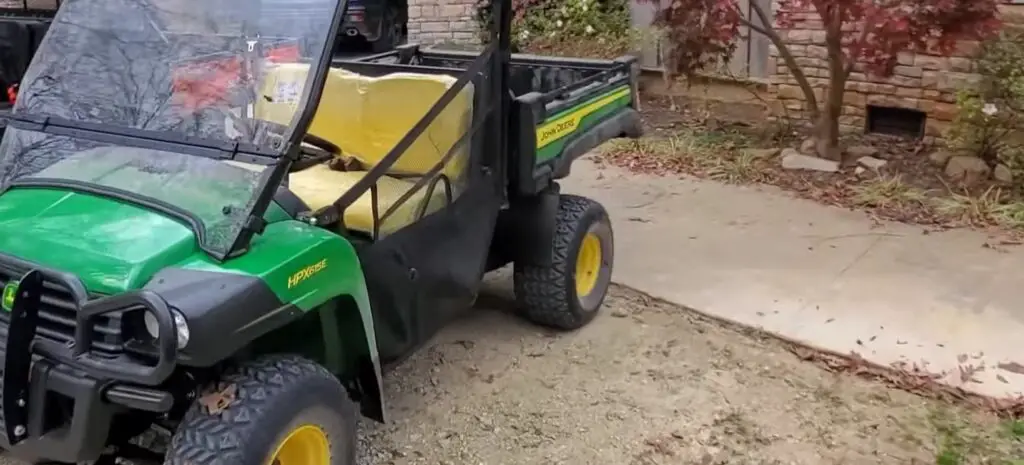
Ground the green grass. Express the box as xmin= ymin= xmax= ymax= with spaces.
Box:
xmin=929 ymin=409 xmax=1024 ymax=465
xmin=1007 ymin=419 xmax=1024 ymax=439
xmin=851 ymin=174 xmax=930 ymax=210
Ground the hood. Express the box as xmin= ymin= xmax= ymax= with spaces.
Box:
xmin=0 ymin=187 xmax=197 ymax=294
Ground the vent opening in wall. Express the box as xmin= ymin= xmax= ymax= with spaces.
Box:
xmin=865 ymin=105 xmax=926 ymax=138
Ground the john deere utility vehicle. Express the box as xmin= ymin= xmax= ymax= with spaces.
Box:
xmin=0 ymin=0 xmax=641 ymax=462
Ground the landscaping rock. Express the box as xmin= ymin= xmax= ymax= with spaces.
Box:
xmin=994 ymin=164 xmax=1014 ymax=183
xmin=944 ymin=156 xmax=991 ymax=186
xmin=781 ymin=149 xmax=839 ymax=172
xmin=820 ymin=145 xmax=843 ymax=161
xmin=743 ymin=148 xmax=781 ymax=159
xmin=847 ymin=145 xmax=879 ymax=158
xmin=857 ymin=156 xmax=888 ymax=171
xmin=799 ymin=138 xmax=817 ymax=155
xmin=928 ymin=150 xmax=955 ymax=167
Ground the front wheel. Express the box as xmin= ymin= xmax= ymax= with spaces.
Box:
xmin=514 ymin=194 xmax=614 ymax=330
xmin=164 ymin=355 xmax=356 ymax=465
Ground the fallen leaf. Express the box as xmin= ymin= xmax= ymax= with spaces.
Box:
xmin=199 ymin=383 xmax=238 ymax=415
xmin=958 ymin=364 xmax=985 ymax=384
xmin=997 ymin=361 xmax=1024 ymax=375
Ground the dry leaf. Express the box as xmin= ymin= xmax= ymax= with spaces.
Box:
xmin=958 ymin=364 xmax=985 ymax=384
xmin=997 ymin=361 xmax=1024 ymax=375
xmin=199 ymin=383 xmax=238 ymax=415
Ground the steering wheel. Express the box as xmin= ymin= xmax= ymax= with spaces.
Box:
xmin=236 ymin=117 xmax=343 ymax=172
xmin=300 ymin=131 xmax=342 ymax=155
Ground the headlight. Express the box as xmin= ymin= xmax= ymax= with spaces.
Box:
xmin=143 ymin=310 xmax=190 ymax=349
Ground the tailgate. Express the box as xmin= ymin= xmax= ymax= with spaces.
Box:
xmin=510 ymin=54 xmax=642 ymax=196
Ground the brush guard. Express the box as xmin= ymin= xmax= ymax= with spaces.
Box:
xmin=1 ymin=267 xmax=178 ymax=447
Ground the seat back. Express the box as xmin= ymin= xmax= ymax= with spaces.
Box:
xmin=255 ymin=64 xmax=475 ymax=182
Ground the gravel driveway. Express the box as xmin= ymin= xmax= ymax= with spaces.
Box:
xmin=1 ymin=278 xmax=1020 ymax=464
xmin=353 ymin=278 xmax=1020 ymax=464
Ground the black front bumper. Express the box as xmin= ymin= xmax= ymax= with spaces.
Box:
xmin=0 ymin=263 xmax=180 ymax=463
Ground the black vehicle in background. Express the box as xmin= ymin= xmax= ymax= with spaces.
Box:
xmin=339 ymin=0 xmax=406 ymax=53
xmin=0 ymin=0 xmax=58 ymax=132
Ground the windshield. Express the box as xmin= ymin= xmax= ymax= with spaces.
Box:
xmin=15 ymin=0 xmax=339 ymax=145
xmin=0 ymin=0 xmax=343 ymax=256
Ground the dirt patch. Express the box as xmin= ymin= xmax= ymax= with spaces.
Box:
xmin=357 ymin=278 xmax=1023 ymax=465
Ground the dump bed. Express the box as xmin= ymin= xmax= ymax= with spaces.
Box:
xmin=341 ymin=45 xmax=643 ymax=196
xmin=0 ymin=0 xmax=59 ymax=136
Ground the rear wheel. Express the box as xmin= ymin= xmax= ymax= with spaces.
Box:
xmin=514 ymin=194 xmax=614 ymax=330
xmin=163 ymin=355 xmax=356 ymax=465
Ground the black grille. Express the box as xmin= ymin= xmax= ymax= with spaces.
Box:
xmin=0 ymin=268 xmax=125 ymax=356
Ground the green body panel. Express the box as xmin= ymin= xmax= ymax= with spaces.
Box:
xmin=535 ymin=86 xmax=632 ymax=162
xmin=0 ymin=188 xmax=199 ymax=294
xmin=176 ymin=220 xmax=371 ymax=313
xmin=0 ymin=188 xmax=291 ymax=294
xmin=0 ymin=186 xmax=380 ymax=381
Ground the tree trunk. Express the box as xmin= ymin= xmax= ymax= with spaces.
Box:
xmin=813 ymin=6 xmax=847 ymax=161
xmin=814 ymin=65 xmax=846 ymax=161
xmin=813 ymin=98 xmax=843 ymax=161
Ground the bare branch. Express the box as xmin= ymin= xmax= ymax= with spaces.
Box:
xmin=746 ymin=1 xmax=820 ymax=120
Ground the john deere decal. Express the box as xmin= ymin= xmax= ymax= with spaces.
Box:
xmin=2 ymin=281 xmax=18 ymax=312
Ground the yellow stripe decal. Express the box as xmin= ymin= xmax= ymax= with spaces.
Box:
xmin=535 ymin=87 xmax=631 ymax=149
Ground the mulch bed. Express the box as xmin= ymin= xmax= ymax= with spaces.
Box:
xmin=600 ymin=95 xmax=1024 ymax=239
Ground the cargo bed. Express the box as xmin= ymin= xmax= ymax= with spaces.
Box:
xmin=338 ymin=44 xmax=643 ymax=196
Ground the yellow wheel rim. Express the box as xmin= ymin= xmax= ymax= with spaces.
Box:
xmin=575 ymin=232 xmax=602 ymax=297
xmin=267 ymin=424 xmax=330 ymax=465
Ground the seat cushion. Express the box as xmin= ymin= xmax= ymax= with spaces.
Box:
xmin=255 ymin=64 xmax=474 ymax=183
xmin=288 ymin=164 xmax=449 ymax=237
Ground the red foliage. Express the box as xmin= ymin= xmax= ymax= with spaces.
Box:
xmin=643 ymin=0 xmax=742 ymax=79
xmin=644 ymin=0 xmax=1002 ymax=80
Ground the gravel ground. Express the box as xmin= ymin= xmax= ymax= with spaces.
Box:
xmin=354 ymin=278 xmax=1020 ymax=465
xmin=1 ymin=279 xmax=1019 ymax=465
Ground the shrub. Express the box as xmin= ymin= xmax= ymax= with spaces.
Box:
xmin=475 ymin=0 xmax=634 ymax=57
xmin=948 ymin=28 xmax=1024 ymax=172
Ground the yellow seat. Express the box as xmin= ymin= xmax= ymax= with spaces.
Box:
xmin=288 ymin=165 xmax=450 ymax=236
xmin=254 ymin=64 xmax=475 ymax=236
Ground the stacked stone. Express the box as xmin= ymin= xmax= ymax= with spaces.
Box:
xmin=407 ymin=0 xmax=480 ymax=45
xmin=764 ymin=2 xmax=1024 ymax=139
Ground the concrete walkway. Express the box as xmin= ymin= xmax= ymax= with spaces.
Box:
xmin=563 ymin=157 xmax=1024 ymax=400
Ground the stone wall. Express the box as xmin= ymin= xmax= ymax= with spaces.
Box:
xmin=407 ymin=0 xmax=480 ymax=45
xmin=766 ymin=3 xmax=1024 ymax=139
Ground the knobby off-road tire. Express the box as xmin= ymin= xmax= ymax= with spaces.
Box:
xmin=514 ymin=194 xmax=614 ymax=330
xmin=164 ymin=355 xmax=356 ymax=465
